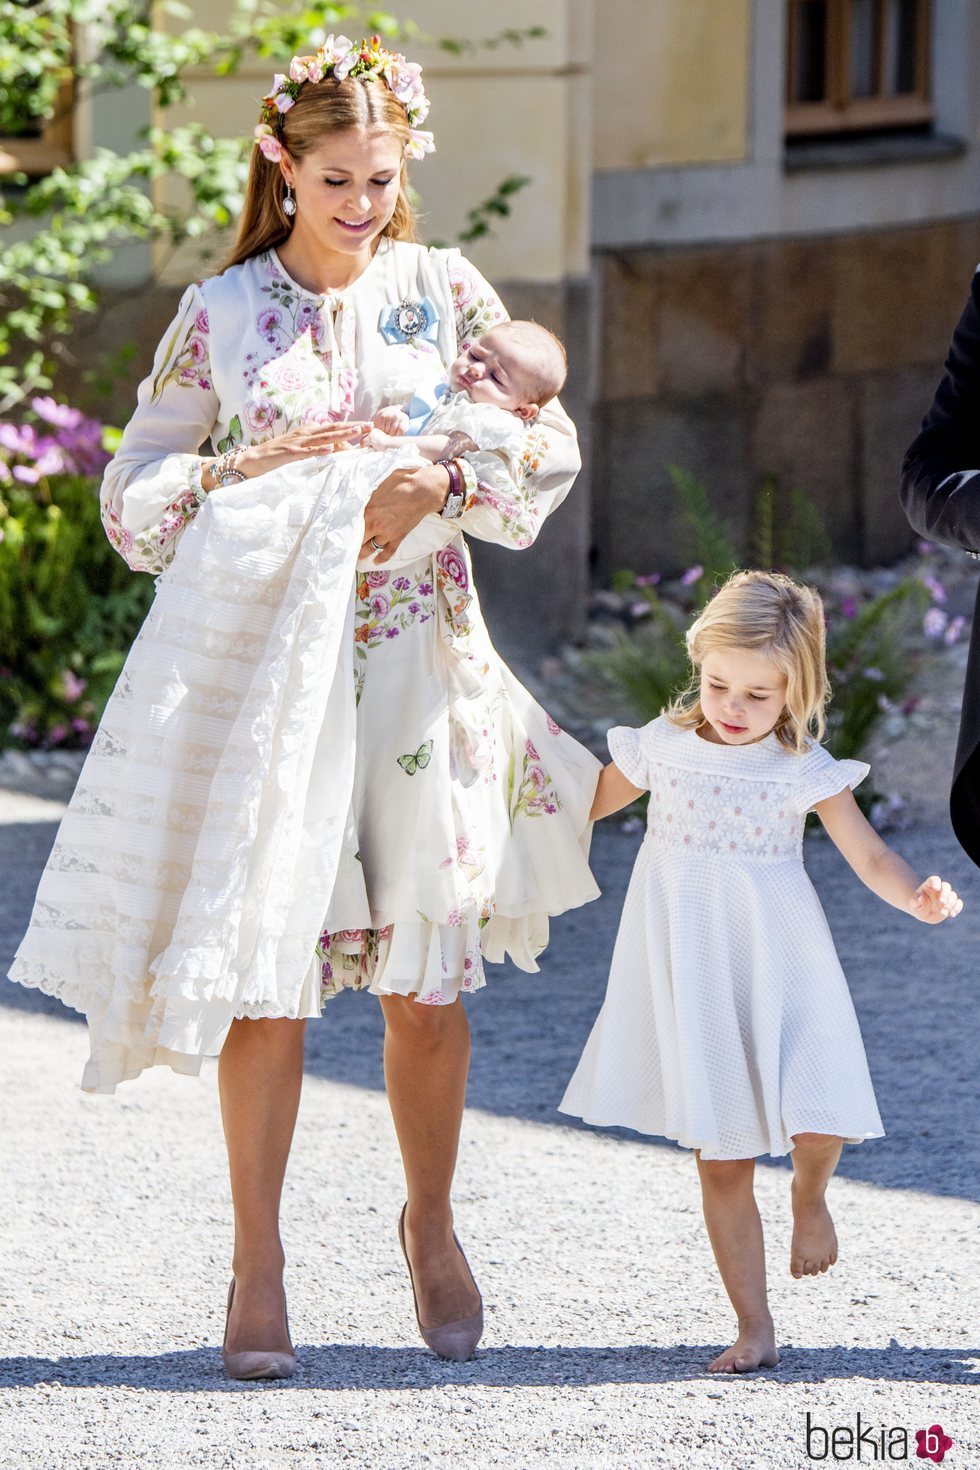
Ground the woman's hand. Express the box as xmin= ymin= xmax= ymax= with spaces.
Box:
xmin=361 ymin=462 xmax=450 ymax=562
xmin=203 ymin=421 xmax=371 ymax=488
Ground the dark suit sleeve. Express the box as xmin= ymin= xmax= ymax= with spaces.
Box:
xmin=901 ymin=268 xmax=980 ymax=552
xmin=901 ymin=268 xmax=980 ymax=866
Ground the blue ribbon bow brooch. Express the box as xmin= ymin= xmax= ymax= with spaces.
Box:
xmin=379 ymin=296 xmax=440 ymax=346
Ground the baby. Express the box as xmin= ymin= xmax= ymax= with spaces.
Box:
xmin=353 ymin=319 xmax=567 ymax=568
xmin=368 ymin=318 xmax=567 ymax=456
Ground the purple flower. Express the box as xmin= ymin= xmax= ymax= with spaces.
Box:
xmin=61 ymin=669 xmax=87 ymax=702
xmin=31 ymin=396 xmax=83 ymax=430
xmin=257 ymin=309 xmax=282 ymax=336
xmin=921 ymin=574 xmax=947 ymax=604
xmin=418 ymin=581 xmax=433 ymax=596
xmin=385 ymin=626 xmax=400 ymax=639
xmin=407 ymin=601 xmax=421 ymax=615
xmin=944 ymin=615 xmax=966 ymax=645
xmin=47 ymin=724 xmax=68 ymax=746
xmin=366 ymin=570 xmax=389 ymax=587
xmin=393 ymin=576 xmax=411 ymax=591
xmin=629 ymin=601 xmax=650 ymax=619
xmin=841 ymin=597 xmax=858 ymax=619
xmin=681 ymin=564 xmax=703 ymax=586
xmin=370 ymin=593 xmax=390 ymax=618
xmin=635 ymin=573 xmax=661 ymax=587
xmin=71 ymin=717 xmax=91 ymax=735
xmin=923 ymin=607 xmax=948 ymax=639
xmin=436 ymin=544 xmax=468 ymax=590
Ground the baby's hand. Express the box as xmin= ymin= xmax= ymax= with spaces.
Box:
xmin=909 ymin=875 xmax=963 ymax=923
xmin=372 ymin=407 xmax=410 ymax=436
xmin=364 ymin=427 xmax=403 ymax=451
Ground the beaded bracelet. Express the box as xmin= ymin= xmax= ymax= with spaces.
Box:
xmin=209 ymin=447 xmax=247 ymax=488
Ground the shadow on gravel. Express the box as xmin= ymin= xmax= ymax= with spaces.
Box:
xmin=2 ymin=1342 xmax=978 ymax=1391
xmin=4 ymin=823 xmax=979 ymax=1204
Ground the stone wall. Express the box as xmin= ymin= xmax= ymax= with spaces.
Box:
xmin=592 ymin=217 xmax=980 ymax=582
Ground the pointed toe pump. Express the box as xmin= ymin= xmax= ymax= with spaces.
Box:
xmin=398 ymin=1204 xmax=484 ymax=1362
xmin=221 ymin=1278 xmax=297 ymax=1381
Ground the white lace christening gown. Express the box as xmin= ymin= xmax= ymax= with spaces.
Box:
xmin=560 ymin=716 xmax=885 ymax=1160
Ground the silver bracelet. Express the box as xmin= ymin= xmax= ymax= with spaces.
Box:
xmin=210 ymin=447 xmax=247 ymax=488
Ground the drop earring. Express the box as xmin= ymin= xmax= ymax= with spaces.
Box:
xmin=283 ymin=183 xmax=296 ymax=217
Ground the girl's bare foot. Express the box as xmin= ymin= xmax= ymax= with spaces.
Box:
xmin=790 ymin=1178 xmax=839 ymax=1278
xmin=707 ymin=1315 xmax=779 ymax=1373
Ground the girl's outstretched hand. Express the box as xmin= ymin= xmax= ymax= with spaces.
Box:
xmin=910 ymin=875 xmax=963 ymax=923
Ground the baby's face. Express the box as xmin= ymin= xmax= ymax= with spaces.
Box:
xmin=447 ymin=327 xmax=535 ymax=418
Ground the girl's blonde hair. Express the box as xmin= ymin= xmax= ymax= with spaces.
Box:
xmin=222 ymin=77 xmax=417 ymax=272
xmin=666 ymin=569 xmax=829 ymax=753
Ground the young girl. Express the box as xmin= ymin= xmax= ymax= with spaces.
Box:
xmin=560 ymin=570 xmax=962 ymax=1375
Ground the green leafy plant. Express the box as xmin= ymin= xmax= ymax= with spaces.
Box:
xmin=0 ymin=475 xmax=154 ymax=749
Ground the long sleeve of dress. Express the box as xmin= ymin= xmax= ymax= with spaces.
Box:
xmin=447 ymin=253 xmax=581 ymax=551
xmin=100 ymin=284 xmax=220 ymax=575
xmin=900 ymin=269 xmax=980 ymax=554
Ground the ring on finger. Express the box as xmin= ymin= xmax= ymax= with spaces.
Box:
xmin=370 ymin=537 xmax=384 ymax=552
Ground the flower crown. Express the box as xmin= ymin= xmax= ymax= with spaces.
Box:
xmin=253 ymin=34 xmax=434 ymax=164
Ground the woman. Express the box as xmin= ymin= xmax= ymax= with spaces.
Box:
xmin=9 ymin=36 xmax=599 ymax=1373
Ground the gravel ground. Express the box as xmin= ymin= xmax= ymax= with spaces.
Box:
xmin=1 ymin=771 xmax=978 ymax=1469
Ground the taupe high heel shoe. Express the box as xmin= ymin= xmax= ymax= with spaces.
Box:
xmin=221 ymin=1278 xmax=297 ymax=1381
xmin=398 ymin=1203 xmax=484 ymax=1362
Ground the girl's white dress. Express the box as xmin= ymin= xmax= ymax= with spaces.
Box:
xmin=8 ymin=240 xmax=601 ymax=1093
xmin=560 ymin=716 xmax=885 ymax=1160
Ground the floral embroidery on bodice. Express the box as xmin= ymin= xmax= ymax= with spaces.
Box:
xmin=609 ymin=716 xmax=870 ymax=866
xmin=646 ymin=753 xmax=801 ymax=862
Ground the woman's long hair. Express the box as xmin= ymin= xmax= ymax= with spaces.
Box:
xmin=222 ymin=75 xmax=417 ymax=271
xmin=666 ymin=569 xmax=830 ymax=753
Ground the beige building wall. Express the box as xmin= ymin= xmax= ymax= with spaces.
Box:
xmin=153 ymin=0 xmax=592 ymax=287
xmin=591 ymin=0 xmax=751 ymax=171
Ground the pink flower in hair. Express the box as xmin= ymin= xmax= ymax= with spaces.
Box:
xmin=289 ymin=55 xmax=314 ymax=82
xmin=254 ymin=124 xmax=283 ymax=161
xmin=405 ymin=128 xmax=435 ymax=160
xmin=389 ymin=59 xmax=422 ymax=104
xmin=274 ymin=91 xmax=294 ymax=114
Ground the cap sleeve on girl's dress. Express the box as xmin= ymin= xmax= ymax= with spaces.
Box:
xmin=607 ymin=724 xmax=651 ymax=791
xmin=794 ymin=743 xmax=871 ymax=814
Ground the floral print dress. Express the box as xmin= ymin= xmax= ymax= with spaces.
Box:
xmin=96 ymin=239 xmax=601 ymax=1014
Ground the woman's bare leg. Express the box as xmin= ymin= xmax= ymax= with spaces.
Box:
xmin=380 ymin=994 xmax=481 ymax=1327
xmin=218 ymin=1016 xmax=306 ymax=1353
xmin=789 ymin=1132 xmax=843 ymax=1278
xmin=695 ymin=1154 xmax=779 ymax=1373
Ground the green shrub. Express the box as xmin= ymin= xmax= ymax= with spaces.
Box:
xmin=0 ymin=473 xmax=152 ymax=749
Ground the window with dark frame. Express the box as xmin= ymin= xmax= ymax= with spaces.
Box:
xmin=785 ymin=0 xmax=932 ymax=137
